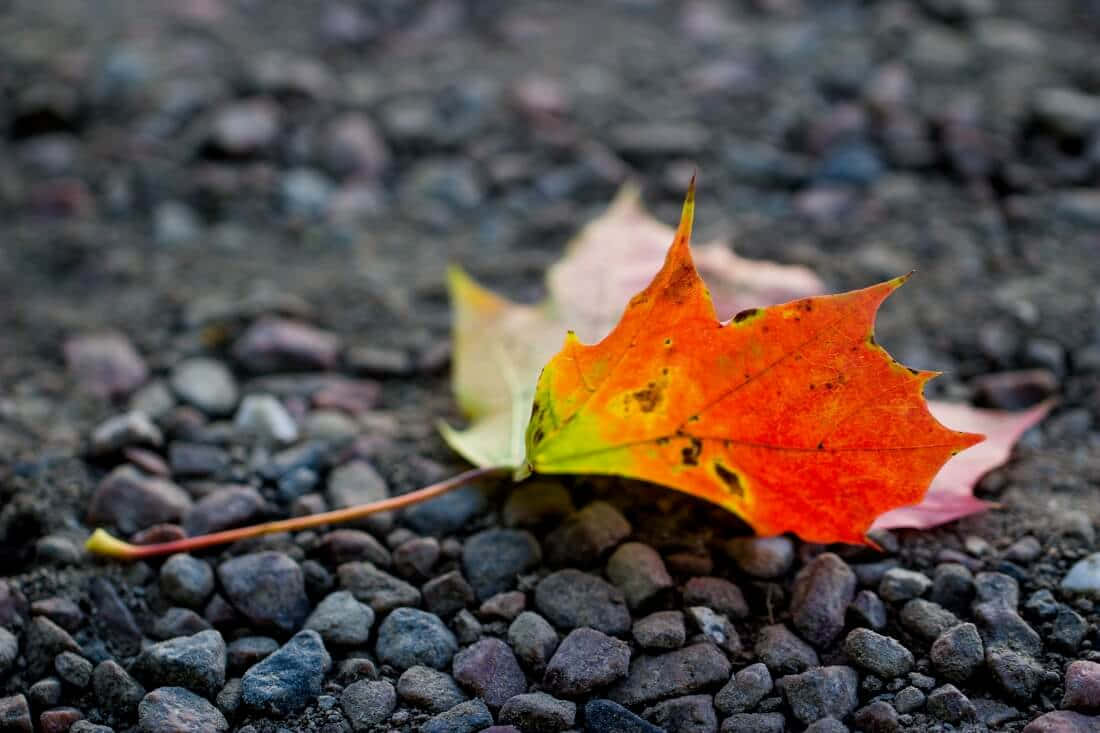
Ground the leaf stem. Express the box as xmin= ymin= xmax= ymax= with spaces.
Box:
xmin=85 ymin=465 xmax=506 ymax=561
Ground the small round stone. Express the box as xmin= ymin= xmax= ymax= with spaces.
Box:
xmin=844 ymin=628 xmax=914 ymax=679
xmin=138 ymin=686 xmax=229 ymax=733
xmin=376 ymin=608 xmax=457 ymax=670
xmin=341 ymin=680 xmax=397 ymax=731
xmin=160 ymin=554 xmax=215 ymax=608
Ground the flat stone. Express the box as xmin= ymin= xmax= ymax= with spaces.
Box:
xmin=878 ymin=569 xmax=932 ymax=603
xmin=534 ymin=569 xmax=631 ymax=635
xmin=65 ymin=331 xmax=148 ymax=398
xmin=234 ymin=394 xmax=299 ymax=444
xmin=183 ymin=486 xmax=266 ymax=536
xmin=716 ymin=662 xmax=773 ymax=714
xmin=422 ymin=570 xmax=475 ymax=617
xmin=1022 ymin=711 xmax=1100 ymax=732
xmin=452 ymin=638 xmax=527 ymax=708
xmin=642 ymin=694 xmax=717 ymax=733
xmin=304 ymin=591 xmax=375 ymax=646
xmin=683 ymin=576 xmax=748 ymax=619
xmin=90 ymin=411 xmax=162 ymax=454
xmin=848 ymin=590 xmax=887 ymax=631
xmin=326 ymin=460 xmax=392 ymax=535
xmin=160 ymin=554 xmax=215 ymax=608
xmin=926 ymin=683 xmax=977 ymax=724
xmin=633 ymin=610 xmax=686 ymax=650
xmin=844 ymin=629 xmax=913 ymax=679
xmin=421 ymin=699 xmax=494 ymax=733
xmin=241 ymin=630 xmax=332 ymax=715
xmin=397 ymin=665 xmax=467 ymax=713
xmin=605 ymin=542 xmax=674 ymax=610
xmin=93 ymin=660 xmax=145 ymax=715
xmin=755 ymin=624 xmax=819 ymax=676
xmin=900 ymin=599 xmax=960 ymax=642
xmin=376 ymin=607 xmax=457 ymax=670
xmin=339 ymin=561 xmax=421 ymax=614
xmin=462 ymin=528 xmax=541 ymax=601
xmin=544 ymin=501 xmax=631 ymax=567
xmin=790 ymin=553 xmax=856 ymax=647
xmin=544 ymin=627 xmax=630 ymax=697
xmin=852 ymin=700 xmax=899 ymax=733
xmin=500 ymin=692 xmax=576 ymax=733
xmin=88 ymin=466 xmax=192 ymax=535
xmin=131 ymin=629 xmax=226 ymax=697
xmin=137 ymin=687 xmax=228 ymax=733
xmin=778 ymin=666 xmax=859 ymax=725
xmin=341 ymin=680 xmax=396 ymax=731
xmin=584 ymin=699 xmax=663 ymax=733
xmin=233 ymin=318 xmax=341 ymax=373
xmin=608 ymin=643 xmax=731 ymax=706
xmin=930 ymin=622 xmax=984 ymax=683
xmin=720 ymin=712 xmax=786 ymax=733
xmin=170 ymin=358 xmax=238 ymax=416
xmin=1061 ymin=554 xmax=1100 ymax=597
xmin=217 ymin=552 xmax=310 ymax=634
xmin=508 ymin=611 xmax=559 ymax=674
xmin=724 ymin=537 xmax=795 ymax=578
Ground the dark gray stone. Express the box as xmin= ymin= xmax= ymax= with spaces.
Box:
xmin=790 ymin=553 xmax=856 ymax=647
xmin=926 ymin=684 xmax=977 ymax=724
xmin=633 ymin=610 xmax=686 ymax=650
xmin=376 ymin=607 xmax=457 ymax=670
xmin=338 ymin=561 xmax=420 ymax=614
xmin=974 ymin=572 xmax=1020 ymax=609
xmin=725 ymin=537 xmax=795 ymax=578
xmin=899 ymin=599 xmax=960 ymax=642
xmin=226 ymin=636 xmax=278 ymax=672
xmin=508 ymin=611 xmax=559 ymax=674
xmin=853 ymin=700 xmax=899 ymax=732
xmin=500 ymin=692 xmax=577 ymax=733
xmin=848 ymin=590 xmax=887 ymax=631
xmin=93 ymin=660 xmax=145 ymax=716
xmin=878 ymin=569 xmax=931 ymax=603
xmin=462 ymin=528 xmax=541 ymax=601
xmin=778 ymin=666 xmax=860 ymax=725
xmin=755 ymin=624 xmax=819 ymax=675
xmin=930 ymin=563 xmax=974 ymax=615
xmin=152 ymin=607 xmax=212 ymax=640
xmin=930 ymin=623 xmax=984 ymax=683
xmin=241 ymin=630 xmax=332 ymax=715
xmin=844 ymin=629 xmax=913 ymax=679
xmin=422 ymin=570 xmax=475 ymax=617
xmin=642 ymin=694 xmax=717 ymax=733
xmin=396 ymin=665 xmax=467 ymax=713
xmin=304 ymin=591 xmax=374 ymax=646
xmin=683 ymin=577 xmax=748 ymax=619
xmin=137 ymin=686 xmax=228 ymax=733
xmin=160 ymin=554 xmax=215 ymax=609
xmin=894 ymin=685 xmax=925 ymax=713
xmin=544 ymin=627 xmax=630 ymax=697
xmin=721 ymin=712 xmax=786 ymax=733
xmin=1052 ymin=606 xmax=1089 ymax=652
xmin=87 ymin=466 xmax=192 ymax=535
xmin=183 ymin=486 xmax=266 ymax=536
xmin=535 ymin=569 xmax=631 ymax=635
xmin=341 ymin=680 xmax=396 ymax=731
xmin=605 ymin=543 xmax=674 ymax=610
xmin=54 ymin=651 xmax=93 ymax=688
xmin=131 ymin=629 xmax=227 ymax=697
xmin=584 ymin=699 xmax=663 ymax=733
xmin=452 ymin=638 xmax=526 ymax=708
xmin=421 ymin=699 xmax=493 ymax=733
xmin=545 ymin=501 xmax=631 ymax=567
xmin=403 ymin=485 xmax=488 ymax=536
xmin=609 ymin=643 xmax=731 ymax=706
xmin=217 ymin=552 xmax=310 ymax=634
xmin=716 ymin=662 xmax=773 ymax=714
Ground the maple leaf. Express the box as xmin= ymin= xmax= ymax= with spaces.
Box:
xmin=522 ymin=182 xmax=983 ymax=544
xmin=442 ymin=184 xmax=824 ymax=470
xmin=870 ymin=399 xmax=1054 ymax=531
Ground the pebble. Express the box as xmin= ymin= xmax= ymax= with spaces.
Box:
xmin=926 ymin=683 xmax=977 ymax=724
xmin=392 ymin=536 xmax=440 ymax=579
xmin=502 ymin=482 xmax=575 ymax=528
xmin=480 ymin=591 xmax=526 ymax=621
xmin=319 ymin=529 xmax=391 ymax=567
xmin=790 ymin=553 xmax=856 ymax=647
xmin=1053 ymin=606 xmax=1089 ymax=652
xmin=584 ymin=699 xmax=663 ymax=733
xmin=151 ymin=606 xmax=210 ymax=639
xmin=930 ymin=623 xmax=984 ymax=683
xmin=975 ymin=602 xmax=1040 ymax=657
xmin=974 ymin=571 xmax=1020 ymax=608
xmin=1022 ymin=711 xmax=1100 ymax=732
xmin=421 ymin=699 xmax=493 ymax=733
xmin=137 ymin=686 xmax=228 ymax=733
xmin=87 ymin=466 xmax=193 ymax=535
xmin=304 ymin=591 xmax=374 ymax=646
xmin=1026 ymin=589 xmax=1060 ymax=620
xmin=500 ymin=692 xmax=576 ymax=732
xmin=168 ymin=441 xmax=229 ymax=478
xmin=1062 ymin=553 xmax=1100 ymax=597
xmin=404 ymin=484 xmax=489 ymax=535
xmin=973 ymin=369 xmax=1058 ymax=410
xmin=185 ymin=489 xmax=261 ymax=538
xmin=508 ymin=611 xmax=559 ymax=674
xmin=844 ymin=629 xmax=913 ymax=679
xmin=755 ymin=624 xmax=820 ymax=675
xmin=281 ymin=168 xmax=333 ymax=220
xmin=642 ymin=694 xmax=718 ymax=733
xmin=25 ymin=617 xmax=81 ymax=677
xmin=209 ymin=98 xmax=279 ymax=155
xmin=216 ymin=678 xmax=242 ymax=716
xmin=721 ymin=712 xmax=786 ymax=733
xmin=0 ymin=629 xmax=17 ymax=675
xmin=848 ymin=590 xmax=887 ymax=631
xmin=234 ymin=395 xmax=298 ymax=444
xmin=878 ymin=568 xmax=932 ymax=603
xmin=227 ymin=636 xmax=278 ymax=672
xmin=131 ymin=629 xmax=227 ymax=697
xmin=894 ymin=686 xmax=925 ymax=713
xmin=544 ymin=627 xmax=630 ymax=696
xmin=397 ymin=665 xmax=467 ymax=713
xmin=534 ymin=569 xmax=631 ymax=635
xmin=90 ymin=411 xmax=162 ymax=454
xmin=160 ymin=554 xmax=214 ymax=608
xmin=217 ymin=552 xmax=310 ymax=634
xmin=54 ymin=651 xmax=93 ymax=688
xmin=341 ymin=680 xmax=396 ymax=731
xmin=683 ymin=576 xmax=749 ymax=619
xmin=778 ymin=666 xmax=860 ymax=726
xmin=452 ymin=638 xmax=527 ymax=708
xmin=544 ymin=501 xmax=631 ymax=567
xmin=930 ymin=563 xmax=975 ymax=614
xmin=453 ymin=609 xmax=482 ymax=645
xmin=633 ymin=610 xmax=686 ymax=650
xmin=686 ymin=606 xmax=741 ymax=654
xmin=28 ymin=678 xmax=61 ymax=709
xmin=93 ymin=660 xmax=145 ymax=715
xmin=131 ymin=381 xmax=177 ymax=421
xmin=803 ymin=719 xmax=849 ymax=733
xmin=169 ymin=358 xmax=238 ymax=416
xmin=64 ymin=331 xmax=148 ymax=399
xmin=609 ymin=643 xmax=731 ymax=706
xmin=900 ymin=599 xmax=960 ymax=642
xmin=1033 ymin=87 xmax=1100 ymax=139
xmin=241 ymin=630 xmax=331 ymax=714
xmin=716 ymin=662 xmax=773 ymax=714
xmin=375 ymin=607 xmax=457 ymax=670
xmin=32 ymin=597 xmax=81 ymax=630
xmin=338 ymin=561 xmax=421 ymax=614
xmin=1063 ymin=661 xmax=1100 ymax=711
xmin=462 ymin=528 xmax=542 ymax=601
xmin=422 ymin=570 xmax=475 ymax=617
xmin=69 ymin=722 xmax=112 ymax=733
xmin=325 ymin=460 xmax=391 ymax=532
xmin=233 ymin=318 xmax=341 ymax=373
xmin=605 ymin=542 xmax=674 ymax=610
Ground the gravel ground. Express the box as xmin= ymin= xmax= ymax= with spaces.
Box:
xmin=2 ymin=1 xmax=1100 ymax=732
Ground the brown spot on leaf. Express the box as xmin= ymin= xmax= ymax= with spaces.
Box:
xmin=632 ymin=382 xmax=662 ymax=413
xmin=681 ymin=437 xmax=702 ymax=466
xmin=714 ymin=463 xmax=744 ymax=497
xmin=733 ymin=308 xmax=758 ymax=323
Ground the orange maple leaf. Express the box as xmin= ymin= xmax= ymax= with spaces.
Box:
xmin=523 ymin=182 xmax=984 ymax=545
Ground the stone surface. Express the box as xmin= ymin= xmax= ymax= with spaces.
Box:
xmin=217 ymin=552 xmax=310 ymax=634
xmin=462 ymin=528 xmax=541 ymax=601
xmin=605 ymin=542 xmax=674 ymax=610
xmin=500 ymin=692 xmax=577 ymax=733
xmin=341 ymin=680 xmax=396 ymax=731
xmin=778 ymin=666 xmax=860 ymax=725
xmin=633 ymin=610 xmax=686 ymax=650
xmin=755 ymin=624 xmax=819 ymax=675
xmin=926 ymin=683 xmax=977 ymax=724
xmin=452 ymin=638 xmax=527 ymax=708
xmin=93 ymin=659 xmax=145 ymax=715
xmin=240 ymin=630 xmax=332 ymax=715
xmin=535 ymin=569 xmax=631 ymax=635
xmin=170 ymin=358 xmax=238 ymax=415
xmin=683 ymin=576 xmax=749 ymax=619
xmin=0 ymin=695 xmax=31 ymax=733
xmin=375 ymin=607 xmax=457 ymax=670
xmin=137 ymin=687 xmax=228 ymax=733
xmin=160 ymin=554 xmax=215 ymax=609
xmin=65 ymin=331 xmax=148 ymax=398
xmin=339 ymin=561 xmax=421 ymax=613
xmin=508 ymin=611 xmax=560 ymax=674
xmin=1061 ymin=554 xmax=1100 ymax=597
xmin=88 ymin=466 xmax=193 ymax=535
xmin=304 ymin=590 xmax=375 ymax=646
xmin=544 ymin=501 xmax=631 ymax=567
xmin=609 ymin=643 xmax=731 ymax=706
xmin=790 ymin=553 xmax=856 ymax=647
xmin=930 ymin=623 xmax=984 ymax=683
xmin=131 ymin=629 xmax=227 ymax=697
xmin=844 ymin=629 xmax=913 ymax=679
xmin=900 ymin=599 xmax=960 ymax=641
xmin=421 ymin=699 xmax=494 ymax=733
xmin=715 ymin=662 xmax=773 ymax=714
xmin=725 ymin=537 xmax=795 ymax=578
xmin=1063 ymin=661 xmax=1100 ymax=711
xmin=642 ymin=694 xmax=718 ymax=733
xmin=397 ymin=665 xmax=467 ymax=713
xmin=544 ymin=627 xmax=631 ymax=696
xmin=584 ymin=699 xmax=663 ymax=733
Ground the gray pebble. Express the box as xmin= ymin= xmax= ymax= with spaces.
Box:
xmin=790 ymin=553 xmax=856 ymax=647
xmin=216 ymin=678 xmax=242 ymax=716
xmin=974 ymin=572 xmax=1020 ymax=609
xmin=138 ymin=686 xmax=228 ymax=733
xmin=403 ymin=485 xmax=488 ymax=536
xmin=544 ymin=501 xmax=631 ymax=567
xmin=341 ymin=680 xmax=396 ymax=731
xmin=218 ymin=552 xmax=310 ymax=634
xmin=131 ymin=629 xmax=227 ymax=697
xmin=0 ymin=628 xmax=17 ymax=675
xmin=241 ymin=630 xmax=332 ymax=715
xmin=755 ymin=624 xmax=819 ymax=675
xmin=878 ymin=568 xmax=931 ymax=603
xmin=544 ymin=627 xmax=630 ymax=697
xmin=28 ymin=678 xmax=61 ymax=709
xmin=535 ymin=569 xmax=631 ymax=635
xmin=93 ymin=660 xmax=145 ymax=715
xmin=184 ymin=486 xmax=266 ymax=536
xmin=900 ymin=599 xmax=959 ymax=642
xmin=1062 ymin=660 xmax=1100 ymax=711
xmin=1052 ymin=605 xmax=1089 ymax=652
xmin=716 ymin=662 xmax=773 ymax=714
xmin=508 ymin=611 xmax=559 ymax=674
xmin=683 ymin=577 xmax=748 ymax=619
xmin=326 ymin=461 xmax=392 ymax=535
xmin=90 ymin=411 xmax=162 ymax=454
xmin=234 ymin=394 xmax=298 ymax=444
xmin=585 ymin=698 xmax=663 ymax=732
xmin=170 ymin=358 xmax=238 ymax=416
xmin=642 ymin=694 xmax=717 ymax=733
xmin=633 ymin=610 xmax=686 ymax=650
xmin=893 ymin=685 xmax=925 ymax=713
xmin=926 ymin=683 xmax=977 ymax=723
xmin=777 ymin=666 xmax=860 ymax=725
xmin=54 ymin=651 xmax=93 ymax=688
xmin=452 ymin=638 xmax=526 ymax=708
xmin=804 ymin=718 xmax=849 ymax=733
xmin=686 ymin=606 xmax=741 ymax=654
xmin=848 ymin=590 xmax=886 ymax=631
xmin=721 ymin=712 xmax=785 ymax=733
xmin=853 ymin=700 xmax=898 ymax=732
xmin=462 ymin=528 xmax=541 ymax=601
xmin=375 ymin=607 xmax=456 ymax=670
xmin=725 ymin=537 xmax=795 ymax=578
xmin=422 ymin=570 xmax=475 ymax=617
xmin=421 ymin=698 xmax=493 ymax=733
xmin=930 ymin=563 xmax=974 ymax=615
xmin=396 ymin=665 xmax=467 ymax=713
xmin=605 ymin=543 xmax=674 ymax=611
xmin=160 ymin=554 xmax=214 ymax=608
xmin=844 ymin=629 xmax=913 ymax=679
xmin=609 ymin=643 xmax=730 ymax=706
xmin=304 ymin=591 xmax=375 ymax=646
xmin=227 ymin=636 xmax=278 ymax=673
xmin=87 ymin=466 xmax=193 ymax=535
xmin=930 ymin=623 xmax=984 ymax=683
xmin=1061 ymin=553 xmax=1100 ymax=597
xmin=337 ymin=561 xmax=421 ymax=614
xmin=500 ymin=691 xmax=577 ymax=732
